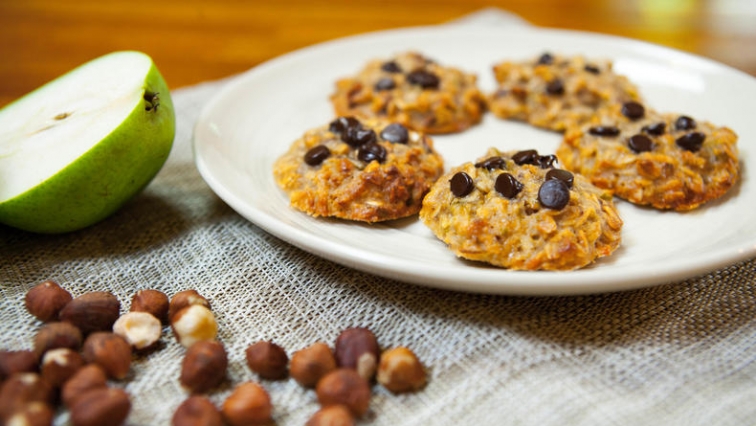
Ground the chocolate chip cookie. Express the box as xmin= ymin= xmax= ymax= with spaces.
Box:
xmin=488 ymin=52 xmax=642 ymax=132
xmin=330 ymin=51 xmax=486 ymax=134
xmin=556 ymin=101 xmax=740 ymax=211
xmin=419 ymin=148 xmax=623 ymax=270
xmin=273 ymin=117 xmax=444 ymax=222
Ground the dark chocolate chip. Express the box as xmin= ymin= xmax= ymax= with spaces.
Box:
xmin=406 ymin=70 xmax=440 ymax=89
xmin=676 ymin=132 xmax=706 ymax=152
xmin=380 ymin=123 xmax=409 ymax=144
xmin=381 ymin=61 xmax=402 ymax=73
xmin=641 ymin=122 xmax=666 ymax=136
xmin=304 ymin=145 xmax=331 ymax=166
xmin=512 ymin=150 xmax=539 ymax=165
xmin=357 ymin=142 xmax=387 ymax=163
xmin=450 ymin=172 xmax=474 ymax=197
xmin=584 ymin=64 xmax=600 ymax=74
xmin=621 ymin=101 xmax=645 ymax=120
xmin=329 ymin=116 xmax=361 ymax=134
xmin=675 ymin=116 xmax=697 ymax=131
xmin=545 ymin=79 xmax=565 ymax=95
xmin=588 ymin=126 xmax=621 ymax=137
xmin=537 ymin=154 xmax=557 ymax=169
xmin=374 ymin=78 xmax=396 ymax=91
xmin=538 ymin=179 xmax=570 ymax=210
xmin=537 ymin=53 xmax=554 ymax=65
xmin=475 ymin=156 xmax=506 ymax=170
xmin=628 ymin=134 xmax=654 ymax=153
xmin=545 ymin=169 xmax=574 ymax=188
xmin=342 ymin=126 xmax=376 ymax=148
xmin=495 ymin=173 xmax=523 ymax=199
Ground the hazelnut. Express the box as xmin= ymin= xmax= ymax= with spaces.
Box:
xmin=61 ymin=364 xmax=108 ymax=408
xmin=169 ymin=290 xmax=211 ymax=321
xmin=5 ymin=401 xmax=54 ymax=426
xmin=112 ymin=311 xmax=162 ymax=350
xmin=171 ymin=305 xmax=218 ymax=348
xmin=24 ymin=280 xmax=72 ymax=322
xmin=376 ymin=347 xmax=426 ymax=393
xmin=290 ymin=342 xmax=336 ymax=388
xmin=334 ymin=327 xmax=380 ymax=381
xmin=172 ymin=396 xmax=223 ymax=426
xmin=40 ymin=347 xmax=84 ymax=388
xmin=180 ymin=341 xmax=228 ymax=394
xmin=59 ymin=291 xmax=121 ymax=335
xmin=221 ymin=382 xmax=273 ymax=426
xmin=245 ymin=341 xmax=288 ymax=380
xmin=0 ymin=350 xmax=38 ymax=380
xmin=70 ymin=387 xmax=131 ymax=426
xmin=315 ymin=369 xmax=371 ymax=418
xmin=32 ymin=321 xmax=82 ymax=358
xmin=306 ymin=405 xmax=355 ymax=426
xmin=82 ymin=332 xmax=132 ymax=380
xmin=130 ymin=289 xmax=170 ymax=324
xmin=0 ymin=373 xmax=55 ymax=421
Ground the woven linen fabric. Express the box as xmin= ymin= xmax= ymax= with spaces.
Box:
xmin=2 ymin=10 xmax=756 ymax=426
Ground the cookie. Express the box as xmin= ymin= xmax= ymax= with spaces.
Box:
xmin=419 ymin=148 xmax=623 ymax=271
xmin=487 ymin=52 xmax=642 ymax=132
xmin=273 ymin=117 xmax=444 ymax=222
xmin=330 ymin=51 xmax=486 ymax=134
xmin=556 ymin=101 xmax=740 ymax=211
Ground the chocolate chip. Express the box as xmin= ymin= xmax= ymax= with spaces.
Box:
xmin=675 ymin=116 xmax=697 ymax=131
xmin=406 ymin=70 xmax=440 ymax=89
xmin=537 ymin=155 xmax=557 ymax=169
xmin=329 ymin=116 xmax=361 ymax=134
xmin=545 ymin=169 xmax=574 ymax=188
xmin=475 ymin=156 xmax=506 ymax=170
xmin=584 ymin=64 xmax=600 ymax=74
xmin=495 ymin=173 xmax=523 ymax=199
xmin=621 ymin=102 xmax=645 ymax=120
xmin=304 ymin=145 xmax=331 ymax=166
xmin=381 ymin=61 xmax=402 ymax=73
xmin=357 ymin=143 xmax=387 ymax=163
xmin=512 ymin=150 xmax=539 ymax=165
xmin=380 ymin=123 xmax=409 ymax=144
xmin=628 ymin=134 xmax=654 ymax=153
xmin=538 ymin=179 xmax=570 ymax=210
xmin=343 ymin=126 xmax=376 ymax=148
xmin=537 ymin=53 xmax=554 ymax=65
xmin=588 ymin=126 xmax=621 ymax=137
xmin=450 ymin=172 xmax=474 ymax=197
xmin=374 ymin=78 xmax=396 ymax=91
xmin=641 ymin=122 xmax=666 ymax=136
xmin=676 ymin=132 xmax=706 ymax=152
xmin=545 ymin=79 xmax=565 ymax=95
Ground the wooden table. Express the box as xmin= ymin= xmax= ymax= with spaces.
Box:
xmin=1 ymin=0 xmax=754 ymax=107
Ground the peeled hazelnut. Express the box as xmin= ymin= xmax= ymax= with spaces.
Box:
xmin=180 ymin=341 xmax=228 ymax=394
xmin=221 ymin=382 xmax=272 ymax=426
xmin=82 ymin=332 xmax=132 ymax=380
xmin=306 ymin=405 xmax=355 ymax=426
xmin=60 ymin=291 xmax=121 ymax=335
xmin=130 ymin=289 xmax=170 ymax=324
xmin=70 ymin=387 xmax=131 ymax=426
xmin=0 ymin=373 xmax=55 ymax=421
xmin=113 ymin=311 xmax=162 ymax=350
xmin=290 ymin=342 xmax=336 ymax=388
xmin=40 ymin=347 xmax=84 ymax=388
xmin=172 ymin=396 xmax=223 ymax=426
xmin=169 ymin=290 xmax=211 ymax=321
xmin=24 ymin=280 xmax=72 ymax=322
xmin=376 ymin=347 xmax=426 ymax=394
xmin=334 ymin=327 xmax=380 ymax=381
xmin=245 ymin=341 xmax=288 ymax=380
xmin=33 ymin=321 xmax=82 ymax=358
xmin=171 ymin=305 xmax=218 ymax=348
xmin=61 ymin=364 xmax=108 ymax=408
xmin=0 ymin=350 xmax=38 ymax=380
xmin=5 ymin=401 xmax=54 ymax=426
xmin=315 ymin=369 xmax=371 ymax=418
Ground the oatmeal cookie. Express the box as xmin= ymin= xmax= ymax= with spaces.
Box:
xmin=488 ymin=52 xmax=642 ymax=132
xmin=419 ymin=148 xmax=623 ymax=270
xmin=556 ymin=101 xmax=740 ymax=211
xmin=330 ymin=51 xmax=486 ymax=134
xmin=273 ymin=117 xmax=444 ymax=222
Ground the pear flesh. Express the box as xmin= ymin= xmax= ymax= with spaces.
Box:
xmin=0 ymin=51 xmax=175 ymax=233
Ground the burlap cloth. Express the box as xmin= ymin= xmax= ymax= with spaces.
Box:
xmin=2 ymin=9 xmax=755 ymax=426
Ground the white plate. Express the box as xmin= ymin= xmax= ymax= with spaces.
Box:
xmin=193 ymin=25 xmax=756 ymax=295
